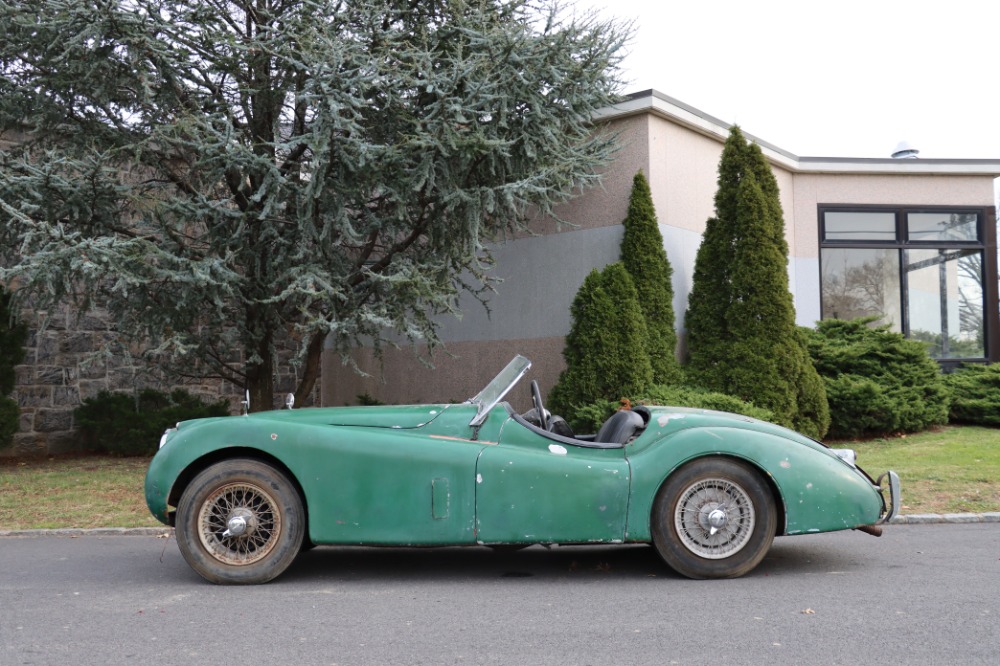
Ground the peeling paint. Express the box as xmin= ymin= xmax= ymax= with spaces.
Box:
xmin=476 ymin=473 xmax=483 ymax=484
xmin=780 ymin=459 xmax=791 ymax=469
xmin=548 ymin=444 xmax=568 ymax=455
xmin=657 ymin=414 xmax=686 ymax=427
xmin=270 ymin=433 xmax=278 ymax=440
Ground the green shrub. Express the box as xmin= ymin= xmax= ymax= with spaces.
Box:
xmin=0 ymin=396 xmax=19 ymax=447
xmin=805 ymin=318 xmax=949 ymax=439
xmin=640 ymin=385 xmax=775 ymax=423
xmin=565 ymin=385 xmax=774 ymax=434
xmin=0 ymin=286 xmax=27 ymax=449
xmin=945 ymin=364 xmax=1000 ymax=426
xmin=75 ymin=388 xmax=230 ymax=456
xmin=549 ymin=263 xmax=653 ymax=420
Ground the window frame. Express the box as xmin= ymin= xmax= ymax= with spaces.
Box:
xmin=818 ymin=204 xmax=1000 ymax=367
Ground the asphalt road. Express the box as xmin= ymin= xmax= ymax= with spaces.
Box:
xmin=1 ymin=523 xmax=998 ymax=665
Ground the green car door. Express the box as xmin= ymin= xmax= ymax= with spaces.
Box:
xmin=474 ymin=419 xmax=631 ymax=544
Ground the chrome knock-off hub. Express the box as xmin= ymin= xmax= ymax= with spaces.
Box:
xmin=222 ymin=508 xmax=255 ymax=538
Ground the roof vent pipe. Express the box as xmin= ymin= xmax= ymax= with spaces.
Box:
xmin=891 ymin=140 xmax=919 ymax=159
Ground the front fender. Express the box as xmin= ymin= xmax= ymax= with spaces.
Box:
xmin=144 ymin=417 xmax=283 ymax=525
xmin=625 ymin=427 xmax=884 ymax=540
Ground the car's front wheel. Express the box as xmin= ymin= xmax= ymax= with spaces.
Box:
xmin=651 ymin=458 xmax=776 ymax=579
xmin=175 ymin=459 xmax=305 ymax=584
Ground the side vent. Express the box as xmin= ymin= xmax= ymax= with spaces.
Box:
xmin=431 ymin=478 xmax=450 ymax=520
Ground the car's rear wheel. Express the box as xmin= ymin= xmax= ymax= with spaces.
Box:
xmin=176 ymin=459 xmax=304 ymax=584
xmin=651 ymin=458 xmax=776 ymax=579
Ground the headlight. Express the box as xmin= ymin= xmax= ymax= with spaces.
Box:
xmin=831 ymin=448 xmax=857 ymax=468
xmin=159 ymin=426 xmax=177 ymax=449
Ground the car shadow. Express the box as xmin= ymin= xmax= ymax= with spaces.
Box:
xmin=283 ymin=543 xmax=672 ymax=583
xmin=280 ymin=532 xmax=866 ymax=583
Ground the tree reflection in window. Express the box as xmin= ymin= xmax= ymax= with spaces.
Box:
xmin=820 ymin=209 xmax=987 ymax=360
xmin=905 ymin=248 xmax=983 ymax=358
xmin=821 ymin=248 xmax=901 ymax=331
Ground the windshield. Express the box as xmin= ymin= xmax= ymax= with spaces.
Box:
xmin=467 ymin=355 xmax=531 ymax=427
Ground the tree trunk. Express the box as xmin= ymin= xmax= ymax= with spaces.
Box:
xmin=246 ymin=335 xmax=275 ymax=413
xmin=294 ymin=331 xmax=326 ymax=407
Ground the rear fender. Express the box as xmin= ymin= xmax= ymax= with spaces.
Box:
xmin=625 ymin=427 xmax=884 ymax=540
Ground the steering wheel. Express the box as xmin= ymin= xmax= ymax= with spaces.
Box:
xmin=530 ymin=380 xmax=549 ymax=430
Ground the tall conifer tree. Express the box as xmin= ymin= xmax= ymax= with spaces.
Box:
xmin=685 ymin=127 xmax=829 ymax=438
xmin=620 ymin=172 xmax=681 ymax=385
xmin=0 ymin=0 xmax=629 ymax=410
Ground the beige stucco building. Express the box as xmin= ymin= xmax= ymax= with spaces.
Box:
xmin=324 ymin=90 xmax=1000 ymax=408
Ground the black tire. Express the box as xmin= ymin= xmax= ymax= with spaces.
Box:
xmin=175 ymin=459 xmax=305 ymax=584
xmin=651 ymin=458 xmax=776 ymax=579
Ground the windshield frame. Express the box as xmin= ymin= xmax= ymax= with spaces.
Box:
xmin=467 ymin=355 xmax=532 ymax=427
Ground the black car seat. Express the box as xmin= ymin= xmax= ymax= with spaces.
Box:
xmin=546 ymin=415 xmax=574 ymax=438
xmin=595 ymin=409 xmax=645 ymax=445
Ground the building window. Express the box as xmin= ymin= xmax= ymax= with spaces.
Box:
xmin=819 ymin=206 xmax=994 ymax=361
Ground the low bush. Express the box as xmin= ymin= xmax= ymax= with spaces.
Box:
xmin=565 ymin=385 xmax=774 ymax=434
xmin=945 ymin=364 xmax=1000 ymax=426
xmin=804 ymin=318 xmax=950 ymax=439
xmin=0 ymin=397 xmax=19 ymax=448
xmin=0 ymin=286 xmax=27 ymax=449
xmin=75 ymin=389 xmax=230 ymax=456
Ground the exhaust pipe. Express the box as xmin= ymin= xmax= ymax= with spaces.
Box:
xmin=855 ymin=524 xmax=883 ymax=537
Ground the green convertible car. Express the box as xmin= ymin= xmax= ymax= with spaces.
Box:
xmin=145 ymin=355 xmax=900 ymax=584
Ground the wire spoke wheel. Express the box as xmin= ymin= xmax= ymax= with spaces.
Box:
xmin=652 ymin=458 xmax=776 ymax=579
xmin=674 ymin=477 xmax=755 ymax=559
xmin=176 ymin=460 xmax=304 ymax=584
xmin=198 ymin=482 xmax=282 ymax=566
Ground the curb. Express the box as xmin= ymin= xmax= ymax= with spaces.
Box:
xmin=0 ymin=527 xmax=173 ymax=537
xmin=889 ymin=512 xmax=1000 ymax=524
xmin=2 ymin=514 xmax=999 ymax=537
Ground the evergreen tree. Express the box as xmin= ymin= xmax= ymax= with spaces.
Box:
xmin=549 ymin=263 xmax=653 ymax=421
xmin=620 ymin=171 xmax=681 ymax=385
xmin=0 ymin=285 xmax=26 ymax=448
xmin=685 ymin=127 xmax=829 ymax=438
xmin=0 ymin=0 xmax=629 ymax=410
xmin=684 ymin=132 xmax=750 ymax=380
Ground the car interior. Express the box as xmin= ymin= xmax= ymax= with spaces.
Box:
xmin=511 ymin=380 xmax=650 ymax=449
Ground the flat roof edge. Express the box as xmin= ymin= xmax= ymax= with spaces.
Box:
xmin=597 ymin=90 xmax=1000 ymax=177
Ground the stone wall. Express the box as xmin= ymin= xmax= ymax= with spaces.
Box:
xmin=5 ymin=305 xmax=317 ymax=458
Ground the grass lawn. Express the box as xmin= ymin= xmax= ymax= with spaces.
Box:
xmin=841 ymin=425 xmax=1000 ymax=515
xmin=1 ymin=425 xmax=998 ymax=530
xmin=0 ymin=455 xmax=161 ymax=530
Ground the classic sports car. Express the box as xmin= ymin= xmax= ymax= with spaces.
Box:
xmin=145 ymin=355 xmax=900 ymax=584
